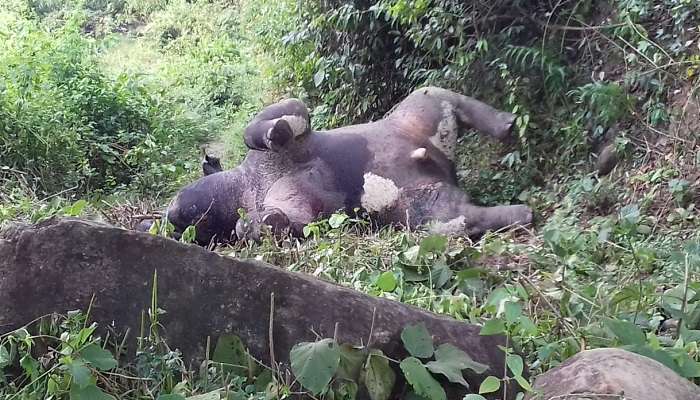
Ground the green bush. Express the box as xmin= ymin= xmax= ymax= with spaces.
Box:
xmin=0 ymin=8 xmax=210 ymax=196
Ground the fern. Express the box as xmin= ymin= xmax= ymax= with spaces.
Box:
xmin=504 ymin=45 xmax=568 ymax=94
xmin=569 ymin=82 xmax=631 ymax=128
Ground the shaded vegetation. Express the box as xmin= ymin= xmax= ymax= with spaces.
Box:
xmin=1 ymin=0 xmax=700 ymax=399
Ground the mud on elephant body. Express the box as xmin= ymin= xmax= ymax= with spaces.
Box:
xmin=163 ymin=87 xmax=533 ymax=245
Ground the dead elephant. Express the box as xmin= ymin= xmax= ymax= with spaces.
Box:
xmin=159 ymin=87 xmax=533 ymax=245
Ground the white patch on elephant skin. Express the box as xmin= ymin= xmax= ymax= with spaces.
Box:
xmin=428 ymin=216 xmax=466 ymax=235
xmin=429 ymin=101 xmax=458 ymax=161
xmin=280 ymin=115 xmax=309 ymax=137
xmin=361 ymin=172 xmax=400 ymax=213
xmin=410 ymin=147 xmax=427 ymax=160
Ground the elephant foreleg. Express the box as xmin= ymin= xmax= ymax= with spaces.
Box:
xmin=237 ymin=171 xmax=341 ymax=240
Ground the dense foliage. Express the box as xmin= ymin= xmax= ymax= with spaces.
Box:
xmin=0 ymin=0 xmax=259 ymax=197
xmin=1 ymin=0 xmax=700 ymax=399
xmin=268 ymin=0 xmax=700 ymax=202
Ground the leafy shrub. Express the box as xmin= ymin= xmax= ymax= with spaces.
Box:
xmin=146 ymin=0 xmax=250 ymax=111
xmin=0 ymin=8 xmax=209 ymax=195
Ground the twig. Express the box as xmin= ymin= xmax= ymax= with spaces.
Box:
xmin=130 ymin=213 xmax=163 ymax=221
xmin=366 ymin=307 xmax=377 ymax=348
xmin=502 ymin=335 xmax=509 ymax=400
xmin=40 ymin=185 xmax=79 ymax=201
xmin=677 ymin=253 xmax=691 ymax=340
xmin=549 ymin=395 xmax=623 ymax=399
xmin=639 ymin=117 xmax=693 ymax=144
xmin=269 ymin=292 xmax=278 ymax=400
xmin=520 ymin=275 xmax=578 ymax=339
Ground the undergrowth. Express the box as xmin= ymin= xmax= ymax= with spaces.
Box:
xmin=2 ymin=0 xmax=700 ymax=399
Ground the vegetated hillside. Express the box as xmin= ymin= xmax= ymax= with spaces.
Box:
xmin=0 ymin=0 xmax=276 ymax=216
xmin=1 ymin=0 xmax=699 ymax=399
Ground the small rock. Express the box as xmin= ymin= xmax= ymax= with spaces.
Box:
xmin=596 ymin=144 xmax=619 ymax=176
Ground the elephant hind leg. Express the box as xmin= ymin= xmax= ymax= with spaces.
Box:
xmin=428 ymin=204 xmax=532 ymax=237
xmin=387 ymin=87 xmax=516 ymax=146
xmin=395 ymin=183 xmax=532 ymax=238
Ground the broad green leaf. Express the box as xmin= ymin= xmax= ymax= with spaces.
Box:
xmin=401 ymin=324 xmax=434 ymax=358
xmin=180 ymin=226 xmax=197 ymax=244
xmin=425 ymin=344 xmax=488 ymax=387
xmin=419 ymin=235 xmax=447 ymax=256
xmin=400 ymin=357 xmax=446 ymax=400
xmin=604 ymin=318 xmax=645 ymax=346
xmin=67 ymin=361 xmax=92 ymax=388
xmin=404 ymin=393 xmax=430 ymax=400
xmin=518 ymin=316 xmax=538 ymax=336
xmin=479 ymin=319 xmax=505 ymax=336
xmin=65 ymin=200 xmax=88 ymax=216
xmin=619 ymin=204 xmax=640 ymax=226
xmin=70 ymin=383 xmax=115 ymax=400
xmin=80 ymin=344 xmax=117 ymax=371
xmin=313 ymin=69 xmax=326 ymax=87
xmin=429 ymin=261 xmax=452 ymax=289
xmin=505 ymin=354 xmax=524 ymax=377
xmin=680 ymin=326 xmax=700 ymax=343
xmin=515 ymin=374 xmax=533 ymax=391
xmin=463 ymin=395 xmax=487 ymax=400
xmin=212 ymin=335 xmax=249 ymax=376
xmin=329 ymin=213 xmax=349 ymax=229
xmin=504 ymin=302 xmax=522 ymax=324
xmin=337 ymin=344 xmax=367 ymax=381
xmin=290 ymin=338 xmax=340 ymax=395
xmin=399 ymin=246 xmax=421 ymax=265
xmin=0 ymin=345 xmax=10 ymax=368
xmin=677 ymin=358 xmax=700 ymax=378
xmin=20 ymin=354 xmax=39 ymax=381
xmin=478 ymin=376 xmax=501 ymax=394
xmin=623 ymin=344 xmax=680 ymax=374
xmin=360 ymin=349 xmax=395 ymax=400
xmin=254 ymin=369 xmax=273 ymax=392
xmin=662 ymin=348 xmax=700 ymax=378
xmin=157 ymin=395 xmax=186 ymax=400
xmin=333 ymin=380 xmax=358 ymax=400
xmin=185 ymin=391 xmax=220 ymax=400
xmin=376 ymin=271 xmax=398 ymax=292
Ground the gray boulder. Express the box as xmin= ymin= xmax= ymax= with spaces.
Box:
xmin=528 ymin=348 xmax=700 ymax=400
xmin=0 ymin=218 xmax=520 ymax=399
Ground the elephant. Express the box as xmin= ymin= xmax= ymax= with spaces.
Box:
xmin=154 ymin=87 xmax=533 ymax=245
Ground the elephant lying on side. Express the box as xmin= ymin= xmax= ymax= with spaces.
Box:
xmin=157 ymin=87 xmax=533 ymax=245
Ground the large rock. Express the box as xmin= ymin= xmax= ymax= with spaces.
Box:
xmin=528 ymin=348 xmax=700 ymax=400
xmin=0 ymin=218 xmax=518 ymax=398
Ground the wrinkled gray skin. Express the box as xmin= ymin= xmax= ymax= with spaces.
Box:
xmin=156 ymin=87 xmax=533 ymax=245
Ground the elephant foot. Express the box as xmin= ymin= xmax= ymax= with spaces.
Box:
xmin=235 ymin=214 xmax=261 ymax=243
xmin=465 ymin=204 xmax=533 ymax=237
xmin=427 ymin=205 xmax=533 ymax=238
xmin=235 ymin=209 xmax=292 ymax=243
xmin=264 ymin=119 xmax=294 ymax=151
xmin=261 ymin=208 xmax=291 ymax=236
xmin=202 ymin=153 xmax=223 ymax=176
xmin=508 ymin=205 xmax=533 ymax=226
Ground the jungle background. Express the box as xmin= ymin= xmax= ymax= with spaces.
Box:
xmin=1 ymin=0 xmax=700 ymax=399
